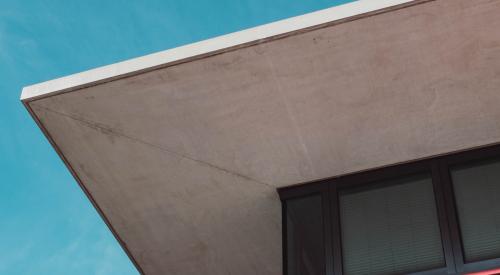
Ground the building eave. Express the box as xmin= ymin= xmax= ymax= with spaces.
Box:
xmin=20 ymin=0 xmax=422 ymax=102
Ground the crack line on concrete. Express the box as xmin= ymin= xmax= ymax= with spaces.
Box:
xmin=264 ymin=52 xmax=317 ymax=178
xmin=32 ymin=103 xmax=274 ymax=189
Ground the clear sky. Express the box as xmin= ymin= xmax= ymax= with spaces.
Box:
xmin=0 ymin=0 xmax=353 ymax=274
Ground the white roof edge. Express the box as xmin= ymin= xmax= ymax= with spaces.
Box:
xmin=21 ymin=0 xmax=416 ymax=101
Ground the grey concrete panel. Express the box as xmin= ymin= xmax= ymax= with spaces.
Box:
xmin=21 ymin=0 xmax=417 ymax=101
xmin=25 ymin=0 xmax=500 ymax=274
xmin=31 ymin=103 xmax=281 ymax=275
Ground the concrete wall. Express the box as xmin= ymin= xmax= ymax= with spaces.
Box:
xmin=27 ymin=0 xmax=500 ymax=274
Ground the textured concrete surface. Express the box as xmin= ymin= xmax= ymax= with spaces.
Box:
xmin=21 ymin=0 xmax=416 ymax=101
xmin=25 ymin=0 xmax=500 ymax=274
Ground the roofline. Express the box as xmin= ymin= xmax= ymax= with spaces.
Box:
xmin=21 ymin=1 xmax=433 ymax=274
xmin=20 ymin=0 xmax=426 ymax=102
xmin=21 ymin=99 xmax=147 ymax=275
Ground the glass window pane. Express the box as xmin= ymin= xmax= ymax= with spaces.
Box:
xmin=286 ymin=195 xmax=324 ymax=275
xmin=339 ymin=174 xmax=445 ymax=275
xmin=451 ymin=158 xmax=500 ymax=262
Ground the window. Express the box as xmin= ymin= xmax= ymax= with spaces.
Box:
xmin=279 ymin=144 xmax=500 ymax=275
xmin=451 ymin=158 xmax=500 ymax=263
xmin=339 ymin=174 xmax=444 ymax=275
xmin=286 ymin=195 xmax=325 ymax=275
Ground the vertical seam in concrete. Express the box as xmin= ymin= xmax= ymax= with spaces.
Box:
xmin=263 ymin=49 xmax=317 ymax=178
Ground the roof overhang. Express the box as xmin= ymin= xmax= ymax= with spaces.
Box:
xmin=21 ymin=0 xmax=500 ymax=274
xmin=21 ymin=0 xmax=419 ymax=102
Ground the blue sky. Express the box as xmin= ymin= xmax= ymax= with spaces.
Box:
xmin=0 ymin=0 xmax=352 ymax=274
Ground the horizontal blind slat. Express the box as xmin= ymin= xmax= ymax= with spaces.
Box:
xmin=339 ymin=175 xmax=445 ymax=275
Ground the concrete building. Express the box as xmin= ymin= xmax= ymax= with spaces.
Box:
xmin=22 ymin=0 xmax=500 ymax=274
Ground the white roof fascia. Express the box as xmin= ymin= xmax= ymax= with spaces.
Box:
xmin=20 ymin=0 xmax=416 ymax=102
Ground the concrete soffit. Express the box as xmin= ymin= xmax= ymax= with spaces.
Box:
xmin=20 ymin=0 xmax=438 ymax=274
xmin=20 ymin=0 xmax=426 ymax=102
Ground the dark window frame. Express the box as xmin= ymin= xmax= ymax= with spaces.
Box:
xmin=282 ymin=183 xmax=333 ymax=275
xmin=278 ymin=144 xmax=500 ymax=275
xmin=439 ymin=145 xmax=500 ymax=274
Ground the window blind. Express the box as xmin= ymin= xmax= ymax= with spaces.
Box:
xmin=339 ymin=175 xmax=445 ymax=275
xmin=451 ymin=158 xmax=500 ymax=262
